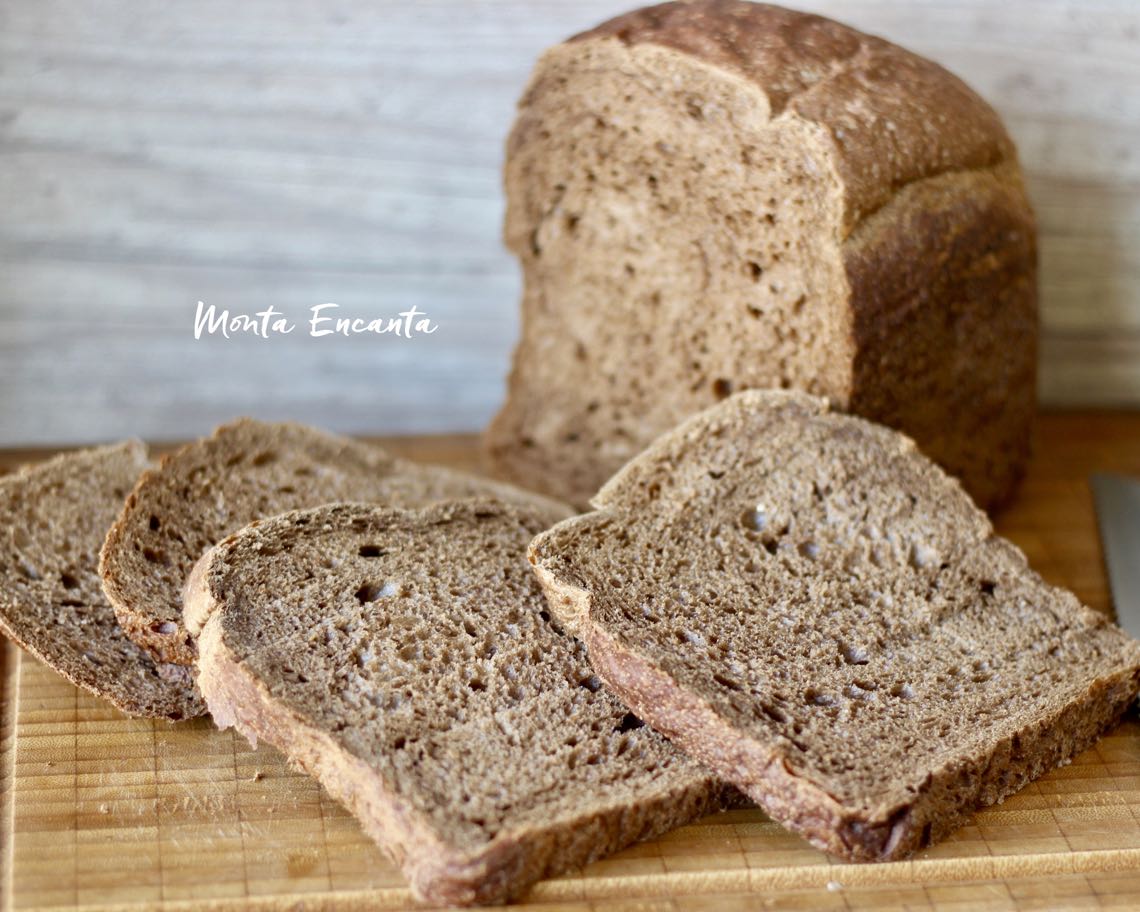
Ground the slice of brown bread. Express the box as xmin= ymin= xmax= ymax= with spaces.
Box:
xmin=187 ymin=499 xmax=736 ymax=905
xmin=485 ymin=0 xmax=1036 ymax=511
xmin=101 ymin=419 xmax=572 ymax=669
xmin=529 ymin=390 xmax=1140 ymax=862
xmin=0 ymin=442 xmax=203 ymax=719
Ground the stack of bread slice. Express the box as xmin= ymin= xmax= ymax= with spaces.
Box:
xmin=2 ymin=393 xmax=1137 ymax=903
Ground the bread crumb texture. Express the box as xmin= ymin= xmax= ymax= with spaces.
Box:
xmin=100 ymin=418 xmax=571 ymax=669
xmin=530 ymin=390 xmax=1140 ymax=862
xmin=192 ymin=499 xmax=733 ymax=905
xmin=0 ymin=442 xmax=203 ymax=719
xmin=487 ymin=0 xmax=1036 ymax=511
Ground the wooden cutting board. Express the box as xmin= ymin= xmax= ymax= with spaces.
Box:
xmin=3 ymin=415 xmax=1140 ymax=912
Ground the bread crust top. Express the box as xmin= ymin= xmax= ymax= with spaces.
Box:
xmin=572 ymin=0 xmax=1015 ymax=235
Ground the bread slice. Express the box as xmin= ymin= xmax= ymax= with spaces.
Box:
xmin=187 ymin=499 xmax=735 ymax=905
xmin=529 ymin=390 xmax=1140 ymax=862
xmin=0 ymin=442 xmax=203 ymax=719
xmin=485 ymin=0 xmax=1036 ymax=510
xmin=100 ymin=419 xmax=572 ymax=669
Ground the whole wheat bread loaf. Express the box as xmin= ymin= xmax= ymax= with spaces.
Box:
xmin=485 ymin=0 xmax=1037 ymax=510
xmin=0 ymin=443 xmax=203 ymax=719
xmin=100 ymin=419 xmax=571 ymax=669
xmin=529 ymin=390 xmax=1140 ymax=862
xmin=188 ymin=499 xmax=735 ymax=905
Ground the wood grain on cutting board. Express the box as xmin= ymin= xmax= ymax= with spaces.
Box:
xmin=2 ymin=413 xmax=1140 ymax=911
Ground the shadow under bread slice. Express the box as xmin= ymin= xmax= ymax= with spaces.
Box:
xmin=185 ymin=498 xmax=737 ymax=906
xmin=0 ymin=442 xmax=203 ymax=719
xmin=529 ymin=389 xmax=1140 ymax=863
xmin=100 ymin=418 xmax=573 ymax=669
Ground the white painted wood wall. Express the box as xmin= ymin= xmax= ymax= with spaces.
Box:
xmin=1 ymin=0 xmax=1137 ymax=445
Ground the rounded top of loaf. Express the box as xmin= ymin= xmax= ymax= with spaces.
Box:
xmin=569 ymin=0 xmax=1017 ymax=233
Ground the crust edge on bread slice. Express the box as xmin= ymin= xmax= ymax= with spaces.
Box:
xmin=188 ymin=502 xmax=730 ymax=905
xmin=0 ymin=441 xmax=204 ymax=720
xmin=528 ymin=390 xmax=1140 ymax=862
xmin=534 ymin=554 xmax=1140 ymax=861
xmin=484 ymin=0 xmax=1036 ymax=512
xmin=100 ymin=417 xmax=575 ymax=671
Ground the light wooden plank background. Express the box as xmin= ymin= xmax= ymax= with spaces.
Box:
xmin=1 ymin=0 xmax=1138 ymax=446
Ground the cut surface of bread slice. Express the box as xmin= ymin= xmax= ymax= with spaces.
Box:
xmin=529 ymin=390 xmax=1140 ymax=862
xmin=188 ymin=499 xmax=734 ymax=905
xmin=0 ymin=442 xmax=203 ymax=719
xmin=486 ymin=0 xmax=1036 ymax=511
xmin=101 ymin=419 xmax=572 ymax=668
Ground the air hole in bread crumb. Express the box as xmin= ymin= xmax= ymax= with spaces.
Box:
xmin=60 ymin=572 xmax=80 ymax=590
xmin=251 ymin=451 xmax=276 ymax=467
xmin=980 ymin=581 xmax=996 ymax=596
xmin=712 ymin=378 xmax=734 ymax=399
xmin=356 ymin=582 xmax=398 ymax=603
xmin=840 ymin=643 xmax=869 ymax=665
xmin=805 ymin=688 xmax=837 ymax=707
xmin=890 ymin=683 xmax=915 ymax=699
xmin=151 ymin=621 xmax=177 ymax=635
xmin=579 ymin=675 xmax=602 ymax=693
xmin=713 ymin=672 xmax=742 ymax=692
xmin=468 ymin=679 xmax=485 ymax=692
xmin=759 ymin=702 xmax=787 ymax=724
xmin=149 ymin=515 xmax=161 ymax=531
xmin=142 ymin=547 xmax=169 ymax=566
xmin=741 ymin=508 xmax=767 ymax=531
xmin=358 ymin=545 xmax=385 ymax=558
xmin=617 ymin=712 xmax=644 ymax=733
xmin=798 ymin=541 xmax=819 ymax=560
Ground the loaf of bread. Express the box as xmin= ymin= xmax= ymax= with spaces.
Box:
xmin=485 ymin=0 xmax=1037 ymax=511
xmin=187 ymin=499 xmax=736 ymax=905
xmin=529 ymin=390 xmax=1140 ymax=862
xmin=100 ymin=419 xmax=572 ymax=673
xmin=0 ymin=442 xmax=202 ymax=719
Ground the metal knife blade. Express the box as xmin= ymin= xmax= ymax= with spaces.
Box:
xmin=1092 ymin=473 xmax=1140 ymax=638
